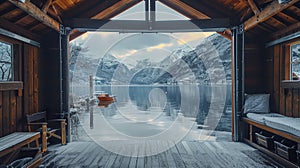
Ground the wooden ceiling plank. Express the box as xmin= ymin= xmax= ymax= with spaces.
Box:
xmin=8 ymin=0 xmax=60 ymax=32
xmin=42 ymin=0 xmax=53 ymax=13
xmin=277 ymin=11 xmax=299 ymax=24
xmin=14 ymin=15 xmax=30 ymax=24
xmin=273 ymin=22 xmax=300 ymax=37
xmin=247 ymin=0 xmax=260 ymax=15
xmin=0 ymin=3 xmax=15 ymax=16
xmin=1 ymin=8 xmax=23 ymax=19
xmin=158 ymin=0 xmax=210 ymax=19
xmin=286 ymin=5 xmax=300 ymax=16
xmin=244 ymin=0 xmax=299 ymax=31
xmin=91 ymin=0 xmax=143 ymax=19
xmin=0 ymin=17 xmax=41 ymax=41
xmin=267 ymin=17 xmax=287 ymax=29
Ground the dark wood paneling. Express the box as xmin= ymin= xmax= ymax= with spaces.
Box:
xmin=0 ymin=36 xmax=39 ymax=137
xmin=266 ymin=37 xmax=300 ymax=117
xmin=33 ymin=46 xmax=38 ymax=114
xmin=2 ymin=91 xmax=10 ymax=135
xmin=285 ymin=89 xmax=293 ymax=116
xmin=0 ymin=92 xmax=2 ymax=136
xmin=244 ymin=43 xmax=265 ymax=94
xmin=292 ymin=89 xmax=299 ymax=117
xmin=10 ymin=90 xmax=17 ymax=132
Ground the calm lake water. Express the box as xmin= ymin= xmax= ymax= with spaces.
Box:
xmin=72 ymin=84 xmax=232 ymax=132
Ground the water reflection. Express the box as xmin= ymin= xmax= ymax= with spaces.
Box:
xmin=96 ymin=84 xmax=231 ymax=131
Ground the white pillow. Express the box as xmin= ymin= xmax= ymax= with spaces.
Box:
xmin=244 ymin=94 xmax=270 ymax=114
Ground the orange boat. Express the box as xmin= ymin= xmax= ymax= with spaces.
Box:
xmin=98 ymin=100 xmax=114 ymax=108
xmin=97 ymin=93 xmax=114 ymax=102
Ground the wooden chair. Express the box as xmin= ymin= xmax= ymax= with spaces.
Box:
xmin=26 ymin=111 xmax=66 ymax=152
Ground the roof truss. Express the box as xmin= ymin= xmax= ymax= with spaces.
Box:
xmin=244 ymin=0 xmax=299 ymax=31
xmin=8 ymin=0 xmax=60 ymax=31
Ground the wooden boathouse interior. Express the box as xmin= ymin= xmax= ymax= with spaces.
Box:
xmin=1 ymin=0 xmax=300 ymax=167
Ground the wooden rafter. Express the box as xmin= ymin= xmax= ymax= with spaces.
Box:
xmin=158 ymin=0 xmax=210 ymax=19
xmin=8 ymin=0 xmax=60 ymax=32
xmin=69 ymin=0 xmax=142 ymax=40
xmin=158 ymin=0 xmax=232 ymax=40
xmin=277 ymin=11 xmax=299 ymax=24
xmin=244 ymin=0 xmax=299 ymax=31
xmin=247 ymin=0 xmax=260 ymax=15
xmin=42 ymin=0 xmax=53 ymax=13
xmin=273 ymin=22 xmax=300 ymax=37
xmin=51 ymin=3 xmax=62 ymax=23
xmin=0 ymin=17 xmax=41 ymax=41
xmin=91 ymin=0 xmax=142 ymax=19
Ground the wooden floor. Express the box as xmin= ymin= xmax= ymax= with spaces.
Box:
xmin=42 ymin=140 xmax=282 ymax=168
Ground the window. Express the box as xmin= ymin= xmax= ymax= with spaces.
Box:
xmin=291 ymin=43 xmax=300 ymax=80
xmin=0 ymin=41 xmax=13 ymax=81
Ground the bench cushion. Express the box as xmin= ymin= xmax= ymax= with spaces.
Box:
xmin=264 ymin=117 xmax=300 ymax=137
xmin=246 ymin=113 xmax=284 ymax=124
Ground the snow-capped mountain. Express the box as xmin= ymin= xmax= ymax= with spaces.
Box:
xmin=70 ymin=33 xmax=231 ymax=85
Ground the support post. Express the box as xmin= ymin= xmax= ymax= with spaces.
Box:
xmin=232 ymin=24 xmax=244 ymax=142
xmin=145 ymin=0 xmax=149 ymax=22
xmin=60 ymin=25 xmax=72 ymax=142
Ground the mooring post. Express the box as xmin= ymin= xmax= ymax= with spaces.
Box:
xmin=89 ymin=75 xmax=94 ymax=99
xmin=89 ymin=75 xmax=94 ymax=129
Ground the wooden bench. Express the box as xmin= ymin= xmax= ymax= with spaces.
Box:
xmin=26 ymin=111 xmax=67 ymax=152
xmin=0 ymin=132 xmax=41 ymax=167
xmin=243 ymin=117 xmax=300 ymax=168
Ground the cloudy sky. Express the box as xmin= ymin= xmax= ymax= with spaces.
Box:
xmin=71 ymin=1 xmax=214 ymax=67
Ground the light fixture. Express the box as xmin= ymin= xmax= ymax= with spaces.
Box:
xmin=278 ymin=0 xmax=291 ymax=4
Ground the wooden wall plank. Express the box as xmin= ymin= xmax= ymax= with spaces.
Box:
xmin=10 ymin=91 xmax=17 ymax=132
xmin=298 ymin=90 xmax=300 ymax=117
xmin=29 ymin=45 xmax=34 ymax=115
xmin=285 ymin=89 xmax=293 ymax=116
xmin=279 ymin=44 xmax=287 ymax=115
xmin=16 ymin=44 xmax=23 ymax=131
xmin=33 ymin=46 xmax=38 ymax=113
xmin=2 ymin=91 xmax=10 ymax=135
xmin=273 ymin=45 xmax=280 ymax=113
xmin=292 ymin=89 xmax=299 ymax=117
xmin=0 ymin=92 xmax=2 ymax=137
xmin=23 ymin=44 xmax=30 ymax=118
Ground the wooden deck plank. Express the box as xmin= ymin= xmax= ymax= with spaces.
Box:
xmin=105 ymin=153 xmax=118 ymax=168
xmin=175 ymin=142 xmax=202 ymax=168
xmin=169 ymin=142 xmax=186 ymax=168
xmin=188 ymin=141 xmax=220 ymax=167
xmin=119 ymin=156 xmax=131 ymax=168
xmin=43 ymin=141 xmax=281 ymax=168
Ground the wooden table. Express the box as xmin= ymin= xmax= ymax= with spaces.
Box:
xmin=0 ymin=132 xmax=41 ymax=165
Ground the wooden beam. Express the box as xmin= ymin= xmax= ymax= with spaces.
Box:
xmin=0 ymin=17 xmax=41 ymax=42
xmin=0 ymin=82 xmax=23 ymax=91
xmin=8 ymin=0 xmax=60 ymax=32
xmin=65 ymin=18 xmax=230 ymax=33
xmin=247 ymin=0 xmax=260 ymax=15
xmin=159 ymin=0 xmax=210 ymax=19
xmin=266 ymin=31 xmax=300 ymax=47
xmin=42 ymin=0 xmax=53 ymax=13
xmin=91 ymin=0 xmax=143 ymax=19
xmin=50 ymin=3 xmax=62 ymax=23
xmin=244 ymin=0 xmax=299 ymax=31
